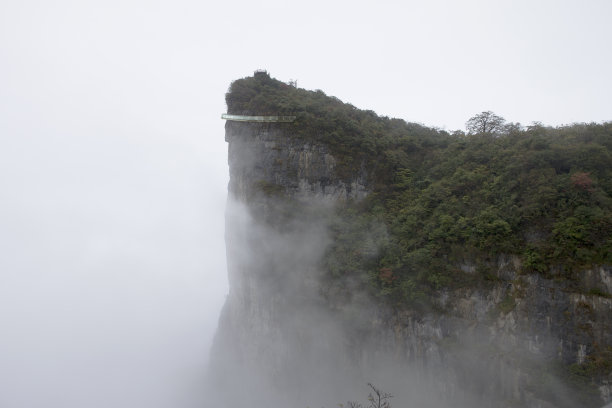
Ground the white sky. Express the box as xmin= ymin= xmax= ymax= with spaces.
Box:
xmin=0 ymin=0 xmax=610 ymax=407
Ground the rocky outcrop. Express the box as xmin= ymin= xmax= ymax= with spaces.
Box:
xmin=210 ymin=120 xmax=612 ymax=408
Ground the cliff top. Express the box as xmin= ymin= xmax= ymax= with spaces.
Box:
xmin=225 ymin=71 xmax=449 ymax=179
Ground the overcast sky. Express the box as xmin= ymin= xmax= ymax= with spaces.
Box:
xmin=0 ymin=0 xmax=610 ymax=407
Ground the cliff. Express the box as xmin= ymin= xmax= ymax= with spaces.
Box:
xmin=209 ymin=72 xmax=612 ymax=408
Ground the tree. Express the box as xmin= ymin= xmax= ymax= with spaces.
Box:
xmin=466 ymin=111 xmax=506 ymax=136
xmin=341 ymin=383 xmax=393 ymax=408
xmin=571 ymin=172 xmax=595 ymax=192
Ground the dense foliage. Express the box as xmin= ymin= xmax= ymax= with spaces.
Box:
xmin=227 ymin=72 xmax=612 ymax=306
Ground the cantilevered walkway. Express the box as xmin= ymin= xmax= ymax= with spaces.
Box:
xmin=221 ymin=114 xmax=296 ymax=123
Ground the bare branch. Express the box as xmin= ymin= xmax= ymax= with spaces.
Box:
xmin=366 ymin=383 xmax=393 ymax=408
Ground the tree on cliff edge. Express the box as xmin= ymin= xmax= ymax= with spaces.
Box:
xmin=466 ymin=111 xmax=506 ymax=136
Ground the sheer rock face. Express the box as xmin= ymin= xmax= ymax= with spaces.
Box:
xmin=225 ymin=121 xmax=367 ymax=205
xmin=210 ymin=121 xmax=612 ymax=408
xmin=210 ymin=121 xmax=370 ymax=407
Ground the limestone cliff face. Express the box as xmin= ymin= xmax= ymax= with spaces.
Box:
xmin=370 ymin=263 xmax=612 ymax=407
xmin=210 ymin=121 xmax=370 ymax=407
xmin=211 ymin=120 xmax=612 ymax=408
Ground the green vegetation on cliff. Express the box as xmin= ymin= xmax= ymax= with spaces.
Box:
xmin=227 ymin=70 xmax=447 ymax=180
xmin=226 ymin=72 xmax=612 ymax=305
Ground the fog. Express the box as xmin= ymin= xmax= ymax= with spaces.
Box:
xmin=0 ymin=97 xmax=228 ymax=408
xmin=0 ymin=129 xmax=227 ymax=407
xmin=0 ymin=2 xmax=229 ymax=406
xmin=212 ymin=194 xmax=563 ymax=408
xmin=1 ymin=0 xmax=611 ymax=407
xmin=214 ymin=193 xmax=595 ymax=408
